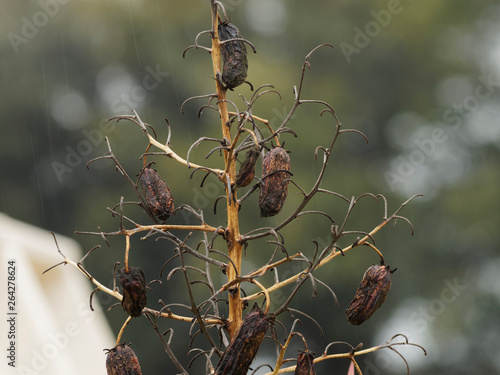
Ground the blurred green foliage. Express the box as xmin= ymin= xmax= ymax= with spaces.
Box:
xmin=2 ymin=0 xmax=500 ymax=374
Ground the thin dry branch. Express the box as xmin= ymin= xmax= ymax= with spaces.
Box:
xmin=243 ymin=195 xmax=421 ymax=302
xmin=144 ymin=315 xmax=189 ymax=374
xmin=266 ymin=334 xmax=426 ymax=374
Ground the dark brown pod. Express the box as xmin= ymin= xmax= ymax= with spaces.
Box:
xmin=139 ymin=165 xmax=174 ymax=222
xmin=295 ymin=350 xmax=316 ymax=375
xmin=234 ymin=148 xmax=260 ymax=190
xmin=215 ymin=304 xmax=273 ymax=375
xmin=259 ymin=147 xmax=291 ymax=217
xmin=218 ymin=22 xmax=248 ymax=89
xmin=120 ymin=267 xmax=147 ymax=318
xmin=105 ymin=343 xmax=142 ymax=375
xmin=346 ymin=264 xmax=393 ymax=325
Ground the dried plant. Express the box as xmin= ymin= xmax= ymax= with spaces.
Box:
xmin=45 ymin=2 xmax=426 ymax=374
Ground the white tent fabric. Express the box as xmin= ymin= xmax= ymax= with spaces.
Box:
xmin=0 ymin=213 xmax=114 ymax=375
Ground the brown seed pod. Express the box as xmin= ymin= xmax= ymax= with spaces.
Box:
xmin=139 ymin=164 xmax=174 ymax=222
xmin=120 ymin=267 xmax=147 ymax=318
xmin=218 ymin=22 xmax=248 ymax=89
xmin=234 ymin=148 xmax=260 ymax=190
xmin=259 ymin=146 xmax=291 ymax=217
xmin=295 ymin=350 xmax=316 ymax=375
xmin=345 ymin=264 xmax=393 ymax=325
xmin=105 ymin=343 xmax=142 ymax=375
xmin=215 ymin=304 xmax=273 ymax=375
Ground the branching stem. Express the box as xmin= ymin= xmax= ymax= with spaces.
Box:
xmin=147 ymin=134 xmax=224 ymax=177
xmin=210 ymin=0 xmax=243 ymax=339
xmin=244 ymin=214 xmax=394 ymax=302
xmin=266 ymin=337 xmax=426 ymax=374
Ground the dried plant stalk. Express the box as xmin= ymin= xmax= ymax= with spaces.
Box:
xmin=43 ymin=2 xmax=425 ymax=373
xmin=210 ymin=2 xmax=244 ymax=338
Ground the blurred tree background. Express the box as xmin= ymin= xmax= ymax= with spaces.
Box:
xmin=2 ymin=0 xmax=500 ymax=374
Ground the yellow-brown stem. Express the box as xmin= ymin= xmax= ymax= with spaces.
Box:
xmin=142 ymin=307 xmax=222 ymax=325
xmin=147 ymin=134 xmax=224 ymax=176
xmin=271 ymin=331 xmax=300 ymax=375
xmin=124 ymin=234 xmax=130 ymax=273
xmin=210 ymin=4 xmax=243 ymax=339
xmin=115 ymin=316 xmax=132 ymax=346
xmin=126 ymin=223 xmax=223 ymax=236
xmin=364 ymin=242 xmax=385 ymax=262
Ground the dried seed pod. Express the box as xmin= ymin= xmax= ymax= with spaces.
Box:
xmin=259 ymin=146 xmax=291 ymax=217
xmin=105 ymin=343 xmax=142 ymax=375
xmin=120 ymin=267 xmax=147 ymax=318
xmin=139 ymin=165 xmax=174 ymax=222
xmin=295 ymin=350 xmax=316 ymax=375
xmin=218 ymin=22 xmax=248 ymax=89
xmin=234 ymin=148 xmax=260 ymax=190
xmin=346 ymin=264 xmax=393 ymax=325
xmin=215 ymin=304 xmax=273 ymax=375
